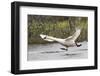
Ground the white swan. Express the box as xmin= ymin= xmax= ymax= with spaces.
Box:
xmin=40 ymin=28 xmax=82 ymax=50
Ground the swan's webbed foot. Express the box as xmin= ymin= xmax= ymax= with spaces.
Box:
xmin=60 ymin=48 xmax=68 ymax=51
xmin=77 ymin=44 xmax=82 ymax=47
xmin=75 ymin=42 xmax=82 ymax=47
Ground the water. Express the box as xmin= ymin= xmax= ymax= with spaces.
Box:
xmin=28 ymin=41 xmax=88 ymax=61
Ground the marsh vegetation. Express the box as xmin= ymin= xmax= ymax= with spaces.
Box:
xmin=28 ymin=15 xmax=88 ymax=44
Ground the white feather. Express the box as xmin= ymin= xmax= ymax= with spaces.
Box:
xmin=40 ymin=34 xmax=54 ymax=42
xmin=39 ymin=28 xmax=81 ymax=47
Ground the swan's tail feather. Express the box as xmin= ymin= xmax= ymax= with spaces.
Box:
xmin=40 ymin=34 xmax=54 ymax=42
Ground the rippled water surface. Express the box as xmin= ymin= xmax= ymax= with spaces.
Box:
xmin=28 ymin=41 xmax=88 ymax=61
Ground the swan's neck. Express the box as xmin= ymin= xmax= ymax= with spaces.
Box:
xmin=46 ymin=36 xmax=63 ymax=42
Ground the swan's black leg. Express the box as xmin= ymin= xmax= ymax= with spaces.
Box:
xmin=60 ymin=48 xmax=68 ymax=51
xmin=75 ymin=42 xmax=82 ymax=47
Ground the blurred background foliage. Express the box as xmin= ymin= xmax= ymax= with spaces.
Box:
xmin=28 ymin=15 xmax=88 ymax=44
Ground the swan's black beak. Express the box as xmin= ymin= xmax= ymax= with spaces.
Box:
xmin=44 ymin=36 xmax=47 ymax=39
xmin=40 ymin=34 xmax=47 ymax=39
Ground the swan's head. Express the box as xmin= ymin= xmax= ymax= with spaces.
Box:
xmin=40 ymin=34 xmax=47 ymax=39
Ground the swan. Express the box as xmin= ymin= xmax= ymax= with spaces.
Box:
xmin=40 ymin=28 xmax=82 ymax=50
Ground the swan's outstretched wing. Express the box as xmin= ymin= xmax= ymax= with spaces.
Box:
xmin=40 ymin=34 xmax=54 ymax=42
xmin=65 ymin=28 xmax=81 ymax=41
xmin=72 ymin=28 xmax=81 ymax=41
xmin=65 ymin=36 xmax=73 ymax=41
